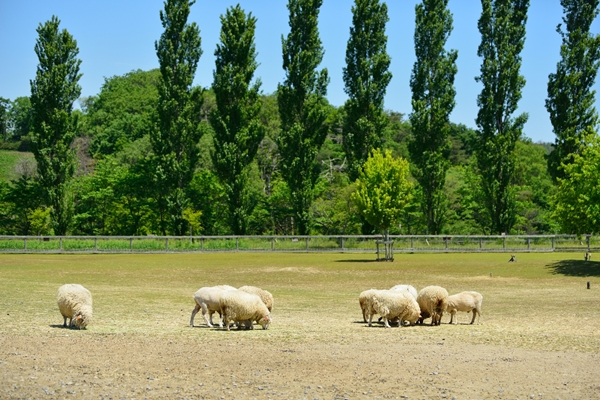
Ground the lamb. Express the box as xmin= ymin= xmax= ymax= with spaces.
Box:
xmin=371 ymin=290 xmax=421 ymax=328
xmin=359 ymin=289 xmax=378 ymax=323
xmin=57 ymin=284 xmax=93 ymax=329
xmin=445 ymin=291 xmax=483 ymax=324
xmin=219 ymin=290 xmax=271 ymax=331
xmin=190 ymin=285 xmax=237 ymax=328
xmin=238 ymin=285 xmax=274 ymax=312
xmin=416 ymin=285 xmax=448 ymax=326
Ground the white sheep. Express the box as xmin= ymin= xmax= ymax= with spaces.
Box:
xmin=359 ymin=289 xmax=380 ymax=324
xmin=389 ymin=284 xmax=418 ymax=299
xmin=371 ymin=290 xmax=421 ymax=328
xmin=190 ymin=285 xmax=237 ymax=328
xmin=238 ymin=285 xmax=274 ymax=312
xmin=417 ymin=285 xmax=449 ymax=326
xmin=219 ymin=290 xmax=271 ymax=331
xmin=445 ymin=291 xmax=483 ymax=324
xmin=57 ymin=284 xmax=93 ymax=329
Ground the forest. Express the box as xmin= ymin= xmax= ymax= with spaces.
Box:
xmin=0 ymin=0 xmax=599 ymax=237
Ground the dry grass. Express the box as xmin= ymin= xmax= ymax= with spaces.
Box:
xmin=1 ymin=251 xmax=599 ymax=352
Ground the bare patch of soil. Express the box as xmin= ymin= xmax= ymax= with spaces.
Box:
xmin=1 ymin=328 xmax=599 ymax=399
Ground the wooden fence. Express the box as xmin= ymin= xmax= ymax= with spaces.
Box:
xmin=0 ymin=234 xmax=598 ymax=254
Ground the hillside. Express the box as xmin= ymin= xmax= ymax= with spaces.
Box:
xmin=0 ymin=150 xmax=34 ymax=182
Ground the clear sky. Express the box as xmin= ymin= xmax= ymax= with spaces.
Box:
xmin=1 ymin=0 xmax=599 ymax=143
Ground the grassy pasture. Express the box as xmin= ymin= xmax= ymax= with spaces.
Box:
xmin=1 ymin=252 xmax=599 ymax=353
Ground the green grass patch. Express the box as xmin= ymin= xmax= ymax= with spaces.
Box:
xmin=0 ymin=150 xmax=33 ymax=182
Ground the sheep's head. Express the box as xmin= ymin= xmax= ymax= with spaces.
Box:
xmin=259 ymin=314 xmax=271 ymax=330
xmin=71 ymin=311 xmax=90 ymax=329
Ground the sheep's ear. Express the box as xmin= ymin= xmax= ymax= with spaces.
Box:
xmin=76 ymin=315 xmax=82 ymax=321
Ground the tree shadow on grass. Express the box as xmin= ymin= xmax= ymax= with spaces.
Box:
xmin=546 ymin=260 xmax=600 ymax=277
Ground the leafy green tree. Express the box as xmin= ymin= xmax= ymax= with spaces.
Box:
xmin=29 ymin=16 xmax=82 ymax=235
xmin=546 ymin=0 xmax=600 ymax=181
xmin=277 ymin=0 xmax=330 ymax=235
xmin=0 ymin=97 xmax=9 ymax=142
xmin=86 ymin=69 xmax=160 ymax=156
xmin=153 ymin=0 xmax=203 ymax=235
xmin=409 ymin=0 xmax=458 ymax=234
xmin=9 ymin=97 xmax=33 ymax=142
xmin=210 ymin=5 xmax=265 ymax=235
xmin=474 ymin=0 xmax=529 ymax=234
xmin=352 ymin=149 xmax=413 ymax=234
xmin=553 ymin=133 xmax=600 ymax=233
xmin=342 ymin=0 xmax=391 ymax=181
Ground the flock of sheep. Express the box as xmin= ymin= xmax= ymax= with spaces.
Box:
xmin=56 ymin=283 xmax=273 ymax=331
xmin=56 ymin=282 xmax=482 ymax=331
xmin=360 ymin=284 xmax=483 ymax=328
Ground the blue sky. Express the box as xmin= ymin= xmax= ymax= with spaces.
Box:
xmin=1 ymin=0 xmax=599 ymax=143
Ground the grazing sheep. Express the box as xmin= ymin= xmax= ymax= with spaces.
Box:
xmin=389 ymin=284 xmax=418 ymax=299
xmin=445 ymin=291 xmax=483 ymax=324
xmin=372 ymin=290 xmax=421 ymax=328
xmin=190 ymin=285 xmax=237 ymax=328
xmin=417 ymin=286 xmax=448 ymax=326
xmin=359 ymin=289 xmax=379 ymax=323
xmin=238 ymin=285 xmax=274 ymax=312
xmin=219 ymin=290 xmax=271 ymax=331
xmin=57 ymin=284 xmax=93 ymax=329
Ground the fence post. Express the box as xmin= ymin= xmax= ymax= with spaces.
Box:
xmin=60 ymin=237 xmax=63 ymax=251
xmin=340 ymin=236 xmax=344 ymax=250
xmin=94 ymin=237 xmax=98 ymax=252
xmin=305 ymin=237 xmax=309 ymax=251
xmin=445 ymin=237 xmax=449 ymax=250
xmin=527 ymin=238 xmax=530 ymax=251
xmin=271 ymin=237 xmax=274 ymax=251
xmin=165 ymin=238 xmax=169 ymax=252
xmin=24 ymin=238 xmax=27 ymax=251
xmin=587 ymin=235 xmax=591 ymax=251
xmin=552 ymin=236 xmax=555 ymax=251
xmin=479 ymin=238 xmax=482 ymax=249
xmin=236 ymin=237 xmax=239 ymax=251
xmin=503 ymin=237 xmax=506 ymax=250
xmin=129 ymin=238 xmax=132 ymax=251
xmin=201 ymin=238 xmax=204 ymax=251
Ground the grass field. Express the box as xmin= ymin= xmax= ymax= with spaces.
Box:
xmin=0 ymin=150 xmax=33 ymax=182
xmin=1 ymin=251 xmax=599 ymax=353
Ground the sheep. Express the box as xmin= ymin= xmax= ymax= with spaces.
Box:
xmin=371 ymin=290 xmax=421 ymax=328
xmin=219 ymin=290 xmax=271 ymax=331
xmin=445 ymin=291 xmax=483 ymax=324
xmin=416 ymin=285 xmax=448 ymax=326
xmin=389 ymin=284 xmax=418 ymax=299
xmin=57 ymin=284 xmax=93 ymax=329
xmin=359 ymin=289 xmax=379 ymax=323
xmin=238 ymin=285 xmax=274 ymax=312
xmin=190 ymin=285 xmax=237 ymax=328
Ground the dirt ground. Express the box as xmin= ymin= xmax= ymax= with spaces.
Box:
xmin=1 ymin=326 xmax=599 ymax=400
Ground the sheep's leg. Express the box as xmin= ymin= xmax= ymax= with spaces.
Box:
xmin=190 ymin=304 xmax=201 ymax=327
xmin=367 ymin=313 xmax=373 ymax=327
xmin=62 ymin=316 xmax=68 ymax=327
xmin=448 ymin=311 xmax=454 ymax=325
xmin=383 ymin=317 xmax=391 ymax=328
xmin=200 ymin=304 xmax=213 ymax=327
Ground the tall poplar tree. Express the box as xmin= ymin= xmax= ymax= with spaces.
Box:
xmin=30 ymin=16 xmax=82 ymax=235
xmin=210 ymin=5 xmax=265 ymax=235
xmin=277 ymin=0 xmax=329 ymax=235
xmin=475 ymin=0 xmax=529 ymax=234
xmin=153 ymin=0 xmax=203 ymax=235
xmin=546 ymin=0 xmax=600 ymax=181
xmin=342 ymin=0 xmax=391 ymax=182
xmin=409 ymin=0 xmax=458 ymax=234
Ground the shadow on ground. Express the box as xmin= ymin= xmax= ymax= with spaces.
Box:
xmin=546 ymin=260 xmax=600 ymax=277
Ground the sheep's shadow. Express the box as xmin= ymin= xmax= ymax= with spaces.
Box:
xmin=49 ymin=324 xmax=87 ymax=330
xmin=546 ymin=259 xmax=600 ymax=277
xmin=335 ymin=259 xmax=381 ymax=263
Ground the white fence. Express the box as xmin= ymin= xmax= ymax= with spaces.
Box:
xmin=0 ymin=234 xmax=597 ymax=254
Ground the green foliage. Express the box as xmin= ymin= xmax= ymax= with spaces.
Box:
xmin=153 ymin=0 xmax=204 ymax=235
xmin=9 ymin=97 xmax=33 ymax=143
xmin=342 ymin=0 xmax=391 ymax=181
xmin=210 ymin=5 xmax=265 ymax=234
xmin=187 ymin=170 xmax=228 ymax=235
xmin=409 ymin=0 xmax=458 ymax=234
xmin=85 ymin=69 xmax=160 ymax=156
xmin=29 ymin=15 xmax=82 ymax=235
xmin=553 ymin=133 xmax=600 ymax=233
xmin=475 ymin=0 xmax=529 ymax=234
xmin=0 ymin=97 xmax=8 ymax=142
xmin=352 ymin=149 xmax=413 ymax=233
xmin=277 ymin=0 xmax=330 ymax=235
xmin=546 ymin=0 xmax=600 ymax=181
xmin=312 ymin=173 xmax=361 ymax=235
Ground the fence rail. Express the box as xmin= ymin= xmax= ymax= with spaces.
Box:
xmin=0 ymin=234 xmax=598 ymax=254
